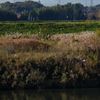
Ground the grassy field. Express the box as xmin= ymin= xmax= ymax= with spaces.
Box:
xmin=0 ymin=21 xmax=100 ymax=89
xmin=0 ymin=21 xmax=100 ymax=37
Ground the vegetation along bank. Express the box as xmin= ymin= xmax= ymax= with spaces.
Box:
xmin=0 ymin=31 xmax=100 ymax=89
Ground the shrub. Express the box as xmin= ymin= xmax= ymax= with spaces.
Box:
xmin=96 ymin=29 xmax=100 ymax=37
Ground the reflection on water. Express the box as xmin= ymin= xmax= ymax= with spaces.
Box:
xmin=0 ymin=89 xmax=100 ymax=100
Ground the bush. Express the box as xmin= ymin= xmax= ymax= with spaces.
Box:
xmin=96 ymin=29 xmax=100 ymax=37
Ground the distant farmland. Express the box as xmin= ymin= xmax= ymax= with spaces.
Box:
xmin=0 ymin=21 xmax=100 ymax=36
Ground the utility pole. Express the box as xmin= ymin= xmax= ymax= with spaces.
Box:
xmin=90 ymin=0 xmax=93 ymax=13
xmin=90 ymin=0 xmax=93 ymax=19
xmin=28 ymin=12 xmax=32 ymax=21
xmin=13 ymin=0 xmax=16 ymax=3
xmin=38 ymin=0 xmax=41 ymax=4
xmin=58 ymin=0 xmax=61 ymax=5
xmin=56 ymin=0 xmax=61 ymax=5
xmin=22 ymin=0 xmax=31 ymax=1
xmin=73 ymin=0 xmax=76 ymax=21
xmin=87 ymin=0 xmax=93 ymax=20
xmin=90 ymin=0 xmax=93 ymax=7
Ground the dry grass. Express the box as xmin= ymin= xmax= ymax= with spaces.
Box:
xmin=0 ymin=31 xmax=99 ymax=70
xmin=50 ymin=31 xmax=99 ymax=53
xmin=0 ymin=31 xmax=100 ymax=89
xmin=0 ymin=35 xmax=52 ymax=54
xmin=0 ymin=31 xmax=99 ymax=60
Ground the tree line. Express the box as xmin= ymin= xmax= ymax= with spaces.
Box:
xmin=0 ymin=1 xmax=99 ymax=21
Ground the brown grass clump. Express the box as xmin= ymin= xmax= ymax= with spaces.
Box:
xmin=0 ymin=36 xmax=51 ymax=53
xmin=96 ymin=29 xmax=100 ymax=37
xmin=0 ymin=31 xmax=100 ymax=89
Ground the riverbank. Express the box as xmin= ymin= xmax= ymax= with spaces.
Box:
xmin=0 ymin=31 xmax=100 ymax=89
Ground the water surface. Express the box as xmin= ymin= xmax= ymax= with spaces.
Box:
xmin=0 ymin=88 xmax=100 ymax=100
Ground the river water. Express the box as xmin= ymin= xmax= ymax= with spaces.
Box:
xmin=0 ymin=88 xmax=100 ymax=100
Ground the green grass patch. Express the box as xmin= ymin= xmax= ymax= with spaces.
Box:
xmin=0 ymin=21 xmax=100 ymax=37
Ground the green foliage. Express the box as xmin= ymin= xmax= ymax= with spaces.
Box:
xmin=0 ymin=21 xmax=100 ymax=36
xmin=0 ymin=2 xmax=87 ymax=21
xmin=1 ymin=1 xmax=100 ymax=21
xmin=96 ymin=29 xmax=100 ymax=37
xmin=0 ymin=9 xmax=17 ymax=21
